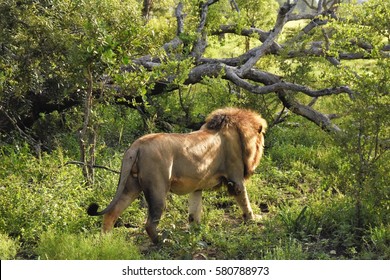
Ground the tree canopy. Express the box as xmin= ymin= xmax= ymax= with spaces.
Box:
xmin=1 ymin=0 xmax=388 ymax=138
xmin=0 ymin=0 xmax=389 ymax=260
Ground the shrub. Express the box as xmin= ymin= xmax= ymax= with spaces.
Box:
xmin=361 ymin=224 xmax=390 ymax=259
xmin=0 ymin=233 xmax=20 ymax=260
xmin=0 ymin=145 xmax=95 ymax=243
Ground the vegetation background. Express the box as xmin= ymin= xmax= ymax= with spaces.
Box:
xmin=0 ymin=0 xmax=389 ymax=260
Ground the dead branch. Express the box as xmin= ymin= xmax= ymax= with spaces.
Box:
xmin=190 ymin=0 xmax=220 ymax=62
xmin=225 ymin=66 xmax=353 ymax=97
xmin=62 ymin=161 xmax=120 ymax=174
xmin=237 ymin=1 xmax=297 ymax=77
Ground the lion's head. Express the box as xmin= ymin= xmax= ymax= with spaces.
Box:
xmin=204 ymin=107 xmax=267 ymax=178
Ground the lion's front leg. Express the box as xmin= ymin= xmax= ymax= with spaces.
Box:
xmin=233 ymin=185 xmax=254 ymax=221
xmin=188 ymin=190 xmax=202 ymax=224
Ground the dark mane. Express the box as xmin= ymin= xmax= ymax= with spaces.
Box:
xmin=205 ymin=114 xmax=228 ymax=130
xmin=204 ymin=107 xmax=268 ymax=179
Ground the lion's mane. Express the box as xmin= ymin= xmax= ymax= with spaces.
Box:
xmin=204 ymin=107 xmax=267 ymax=178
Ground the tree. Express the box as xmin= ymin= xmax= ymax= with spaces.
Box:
xmin=1 ymin=0 xmax=389 ymax=145
xmin=0 ymin=0 xmax=148 ymax=182
xmin=113 ymin=0 xmax=365 ymax=133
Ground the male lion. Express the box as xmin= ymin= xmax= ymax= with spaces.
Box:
xmin=87 ymin=107 xmax=267 ymax=243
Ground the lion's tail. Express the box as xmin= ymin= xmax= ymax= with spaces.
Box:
xmin=87 ymin=203 xmax=100 ymax=216
xmin=86 ymin=147 xmax=139 ymax=216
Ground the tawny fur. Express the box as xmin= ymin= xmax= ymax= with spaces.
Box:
xmin=87 ymin=107 xmax=267 ymax=244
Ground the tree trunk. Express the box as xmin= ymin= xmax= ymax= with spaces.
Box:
xmin=79 ymin=65 xmax=96 ymax=187
xmin=142 ymin=0 xmax=153 ymax=21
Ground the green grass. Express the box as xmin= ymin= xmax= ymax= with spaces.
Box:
xmin=0 ymin=117 xmax=388 ymax=260
xmin=36 ymin=230 xmax=141 ymax=260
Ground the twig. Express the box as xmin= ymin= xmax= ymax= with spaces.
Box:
xmin=230 ymin=0 xmax=239 ymax=12
xmin=175 ymin=2 xmax=185 ymax=36
xmin=62 ymin=161 xmax=120 ymax=174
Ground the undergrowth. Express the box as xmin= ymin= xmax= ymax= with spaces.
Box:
xmin=0 ymin=120 xmax=388 ymax=260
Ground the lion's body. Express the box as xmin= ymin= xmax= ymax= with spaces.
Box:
xmin=132 ymin=130 xmax=225 ymax=195
xmin=87 ymin=108 xmax=267 ymax=243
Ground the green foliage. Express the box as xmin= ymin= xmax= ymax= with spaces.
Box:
xmin=0 ymin=233 xmax=20 ymax=260
xmin=235 ymin=0 xmax=278 ymax=29
xmin=0 ymin=145 xmax=93 ymax=244
xmin=327 ymin=46 xmax=390 ymax=245
xmin=362 ymin=224 xmax=390 ymax=259
xmin=0 ymin=0 xmax=153 ymax=145
xmin=337 ymin=0 xmax=390 ymax=42
xmin=36 ymin=230 xmax=141 ymax=260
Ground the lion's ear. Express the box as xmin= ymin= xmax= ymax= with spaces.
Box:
xmin=258 ymin=119 xmax=268 ymax=134
xmin=258 ymin=124 xmax=267 ymax=134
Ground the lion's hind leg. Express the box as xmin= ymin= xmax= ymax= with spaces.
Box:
xmin=143 ymin=186 xmax=168 ymax=244
xmin=102 ymin=177 xmax=141 ymax=233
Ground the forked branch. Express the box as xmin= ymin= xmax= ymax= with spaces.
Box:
xmin=237 ymin=1 xmax=297 ymax=77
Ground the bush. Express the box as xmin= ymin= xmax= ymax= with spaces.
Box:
xmin=0 ymin=145 xmax=96 ymax=244
xmin=0 ymin=233 xmax=19 ymax=260
xmin=362 ymin=224 xmax=390 ymax=259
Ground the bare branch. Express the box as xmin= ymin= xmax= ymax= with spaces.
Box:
xmin=113 ymin=1 xmax=354 ymax=135
xmin=245 ymin=68 xmax=343 ymax=133
xmin=287 ymin=42 xmax=390 ymax=61
xmin=212 ymin=24 xmax=282 ymax=53
xmin=63 ymin=161 xmax=120 ymax=174
xmin=224 ymin=67 xmax=343 ymax=133
xmin=230 ymin=0 xmax=239 ymax=13
xmin=237 ymin=1 xmax=297 ymax=77
xmin=317 ymin=0 xmax=324 ymax=13
xmin=214 ymin=24 xmax=269 ymax=41
xmin=277 ymin=90 xmax=342 ymax=133
xmin=162 ymin=3 xmax=186 ymax=54
xmin=181 ymin=63 xmax=222 ymax=85
xmin=302 ymin=0 xmax=318 ymax=10
xmin=285 ymin=9 xmax=336 ymax=47
xmin=225 ymin=66 xmax=353 ymax=97
xmin=234 ymin=67 xmax=343 ymax=133
xmin=197 ymin=0 xmax=219 ymax=33
xmin=307 ymin=97 xmax=318 ymax=107
xmin=190 ymin=0 xmax=220 ymax=61
xmin=175 ymin=2 xmax=185 ymax=35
